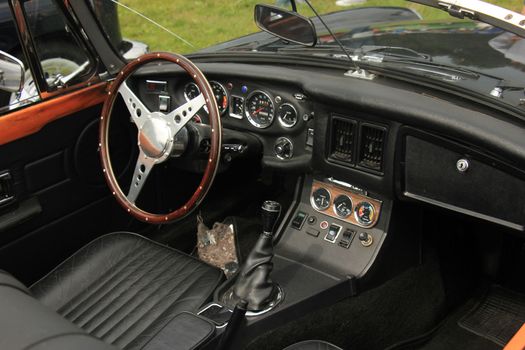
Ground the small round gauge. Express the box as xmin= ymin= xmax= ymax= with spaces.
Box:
xmin=355 ymin=201 xmax=376 ymax=227
xmin=184 ymin=82 xmax=200 ymax=100
xmin=311 ymin=187 xmax=331 ymax=211
xmin=333 ymin=195 xmax=353 ymax=218
xmin=278 ymin=103 xmax=298 ymax=128
xmin=210 ymin=81 xmax=228 ymax=115
xmin=245 ymin=91 xmax=275 ymax=128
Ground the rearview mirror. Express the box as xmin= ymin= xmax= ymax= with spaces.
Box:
xmin=255 ymin=4 xmax=317 ymax=47
xmin=0 ymin=50 xmax=24 ymax=94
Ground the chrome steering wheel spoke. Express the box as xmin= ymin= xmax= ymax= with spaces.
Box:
xmin=118 ymin=81 xmax=151 ymax=128
xmin=127 ymin=150 xmax=156 ymax=205
xmin=164 ymin=93 xmax=206 ymax=136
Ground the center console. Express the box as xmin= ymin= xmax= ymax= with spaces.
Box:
xmin=276 ymin=175 xmax=391 ymax=278
xmin=195 ymin=175 xmax=392 ymax=349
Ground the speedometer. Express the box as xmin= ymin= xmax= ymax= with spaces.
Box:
xmin=245 ymin=91 xmax=275 ymax=128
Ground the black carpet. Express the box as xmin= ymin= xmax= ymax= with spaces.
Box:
xmin=246 ymin=257 xmax=447 ymax=350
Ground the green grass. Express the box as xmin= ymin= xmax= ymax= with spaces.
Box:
xmin=117 ymin=0 xmax=524 ymax=54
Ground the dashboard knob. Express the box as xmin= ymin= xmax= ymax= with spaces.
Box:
xmin=274 ymin=137 xmax=293 ymax=160
xmin=358 ymin=232 xmax=373 ymax=247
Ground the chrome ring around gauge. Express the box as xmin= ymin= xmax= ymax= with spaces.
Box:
xmin=311 ymin=187 xmax=332 ymax=211
xmin=333 ymin=194 xmax=353 ymax=218
xmin=277 ymin=103 xmax=298 ymax=128
xmin=184 ymin=81 xmax=228 ymax=116
xmin=245 ymin=90 xmax=275 ymax=129
xmin=354 ymin=201 xmax=375 ymax=227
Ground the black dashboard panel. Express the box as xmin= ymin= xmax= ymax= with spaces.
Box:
xmin=132 ymin=60 xmax=525 ymax=231
xmin=402 ymin=132 xmax=525 ymax=231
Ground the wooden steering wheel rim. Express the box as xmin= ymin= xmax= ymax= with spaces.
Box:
xmin=99 ymin=52 xmax=222 ymax=224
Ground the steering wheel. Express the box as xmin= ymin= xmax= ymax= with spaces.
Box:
xmin=99 ymin=52 xmax=222 ymax=223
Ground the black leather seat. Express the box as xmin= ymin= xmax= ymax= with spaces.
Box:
xmin=29 ymin=232 xmax=223 ymax=350
xmin=283 ymin=340 xmax=343 ymax=350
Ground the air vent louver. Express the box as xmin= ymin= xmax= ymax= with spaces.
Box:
xmin=330 ymin=117 xmax=356 ymax=164
xmin=359 ymin=124 xmax=386 ymax=171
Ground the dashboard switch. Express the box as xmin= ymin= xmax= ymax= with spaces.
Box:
xmin=159 ymin=95 xmax=170 ymax=112
xmin=307 ymin=216 xmax=317 ymax=225
xmin=306 ymin=128 xmax=314 ymax=147
xmin=338 ymin=240 xmax=351 ymax=249
xmin=324 ymin=223 xmax=342 ymax=243
xmin=320 ymin=220 xmax=329 ymax=230
xmin=306 ymin=228 xmax=320 ymax=237
xmin=343 ymin=228 xmax=356 ymax=240
xmin=291 ymin=211 xmax=307 ymax=230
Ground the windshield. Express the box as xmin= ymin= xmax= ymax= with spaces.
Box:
xmin=90 ymin=1 xmax=525 ymax=103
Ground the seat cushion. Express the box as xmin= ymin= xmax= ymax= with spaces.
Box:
xmin=30 ymin=232 xmax=223 ymax=350
xmin=283 ymin=340 xmax=344 ymax=350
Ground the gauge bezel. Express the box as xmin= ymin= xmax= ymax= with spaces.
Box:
xmin=244 ymin=90 xmax=275 ymax=129
xmin=333 ymin=194 xmax=353 ymax=218
xmin=354 ymin=201 xmax=375 ymax=227
xmin=209 ymin=80 xmax=229 ymax=116
xmin=183 ymin=82 xmax=200 ymax=102
xmin=310 ymin=187 xmax=332 ymax=211
xmin=277 ymin=103 xmax=298 ymax=128
xmin=184 ymin=81 xmax=228 ymax=116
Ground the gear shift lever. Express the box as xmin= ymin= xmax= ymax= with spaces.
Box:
xmin=261 ymin=200 xmax=281 ymax=236
xmin=230 ymin=200 xmax=282 ymax=312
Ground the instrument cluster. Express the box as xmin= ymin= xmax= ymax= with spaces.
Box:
xmin=310 ymin=180 xmax=382 ymax=228
xmin=180 ymin=80 xmax=305 ymax=131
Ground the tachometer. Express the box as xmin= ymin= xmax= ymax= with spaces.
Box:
xmin=245 ymin=91 xmax=275 ymax=128
xmin=210 ymin=81 xmax=228 ymax=115
xmin=184 ymin=81 xmax=228 ymax=116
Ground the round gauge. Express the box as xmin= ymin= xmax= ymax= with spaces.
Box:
xmin=333 ymin=195 xmax=353 ymax=218
xmin=278 ymin=103 xmax=298 ymax=128
xmin=210 ymin=81 xmax=228 ymax=115
xmin=311 ymin=187 xmax=331 ymax=211
xmin=184 ymin=82 xmax=200 ymax=100
xmin=355 ymin=202 xmax=376 ymax=227
xmin=245 ymin=91 xmax=275 ymax=128
xmin=184 ymin=81 xmax=228 ymax=116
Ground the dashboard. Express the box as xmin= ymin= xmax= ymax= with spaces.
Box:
xmin=132 ymin=61 xmax=525 ymax=239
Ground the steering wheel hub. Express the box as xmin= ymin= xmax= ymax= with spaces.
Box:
xmin=138 ymin=117 xmax=172 ymax=159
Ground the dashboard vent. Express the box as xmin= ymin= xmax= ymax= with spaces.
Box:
xmin=330 ymin=117 xmax=356 ymax=164
xmin=358 ymin=124 xmax=386 ymax=172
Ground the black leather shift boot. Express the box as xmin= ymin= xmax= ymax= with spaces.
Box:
xmin=232 ymin=233 xmax=278 ymax=311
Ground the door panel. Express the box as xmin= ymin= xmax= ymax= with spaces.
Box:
xmin=0 ymin=102 xmax=137 ymax=285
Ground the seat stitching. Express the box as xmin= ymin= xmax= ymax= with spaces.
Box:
xmin=80 ymin=251 xmax=190 ymax=334
xmin=72 ymin=247 xmax=176 ymax=328
xmin=57 ymin=243 xmax=144 ymax=315
xmin=116 ymin=270 xmax=220 ymax=348
xmin=96 ymin=259 xmax=203 ymax=344
xmin=92 ymin=254 xmax=197 ymax=341
xmin=62 ymin=242 xmax=157 ymax=319
xmin=109 ymin=266 xmax=208 ymax=348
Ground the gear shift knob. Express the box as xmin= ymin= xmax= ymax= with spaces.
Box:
xmin=261 ymin=200 xmax=281 ymax=236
